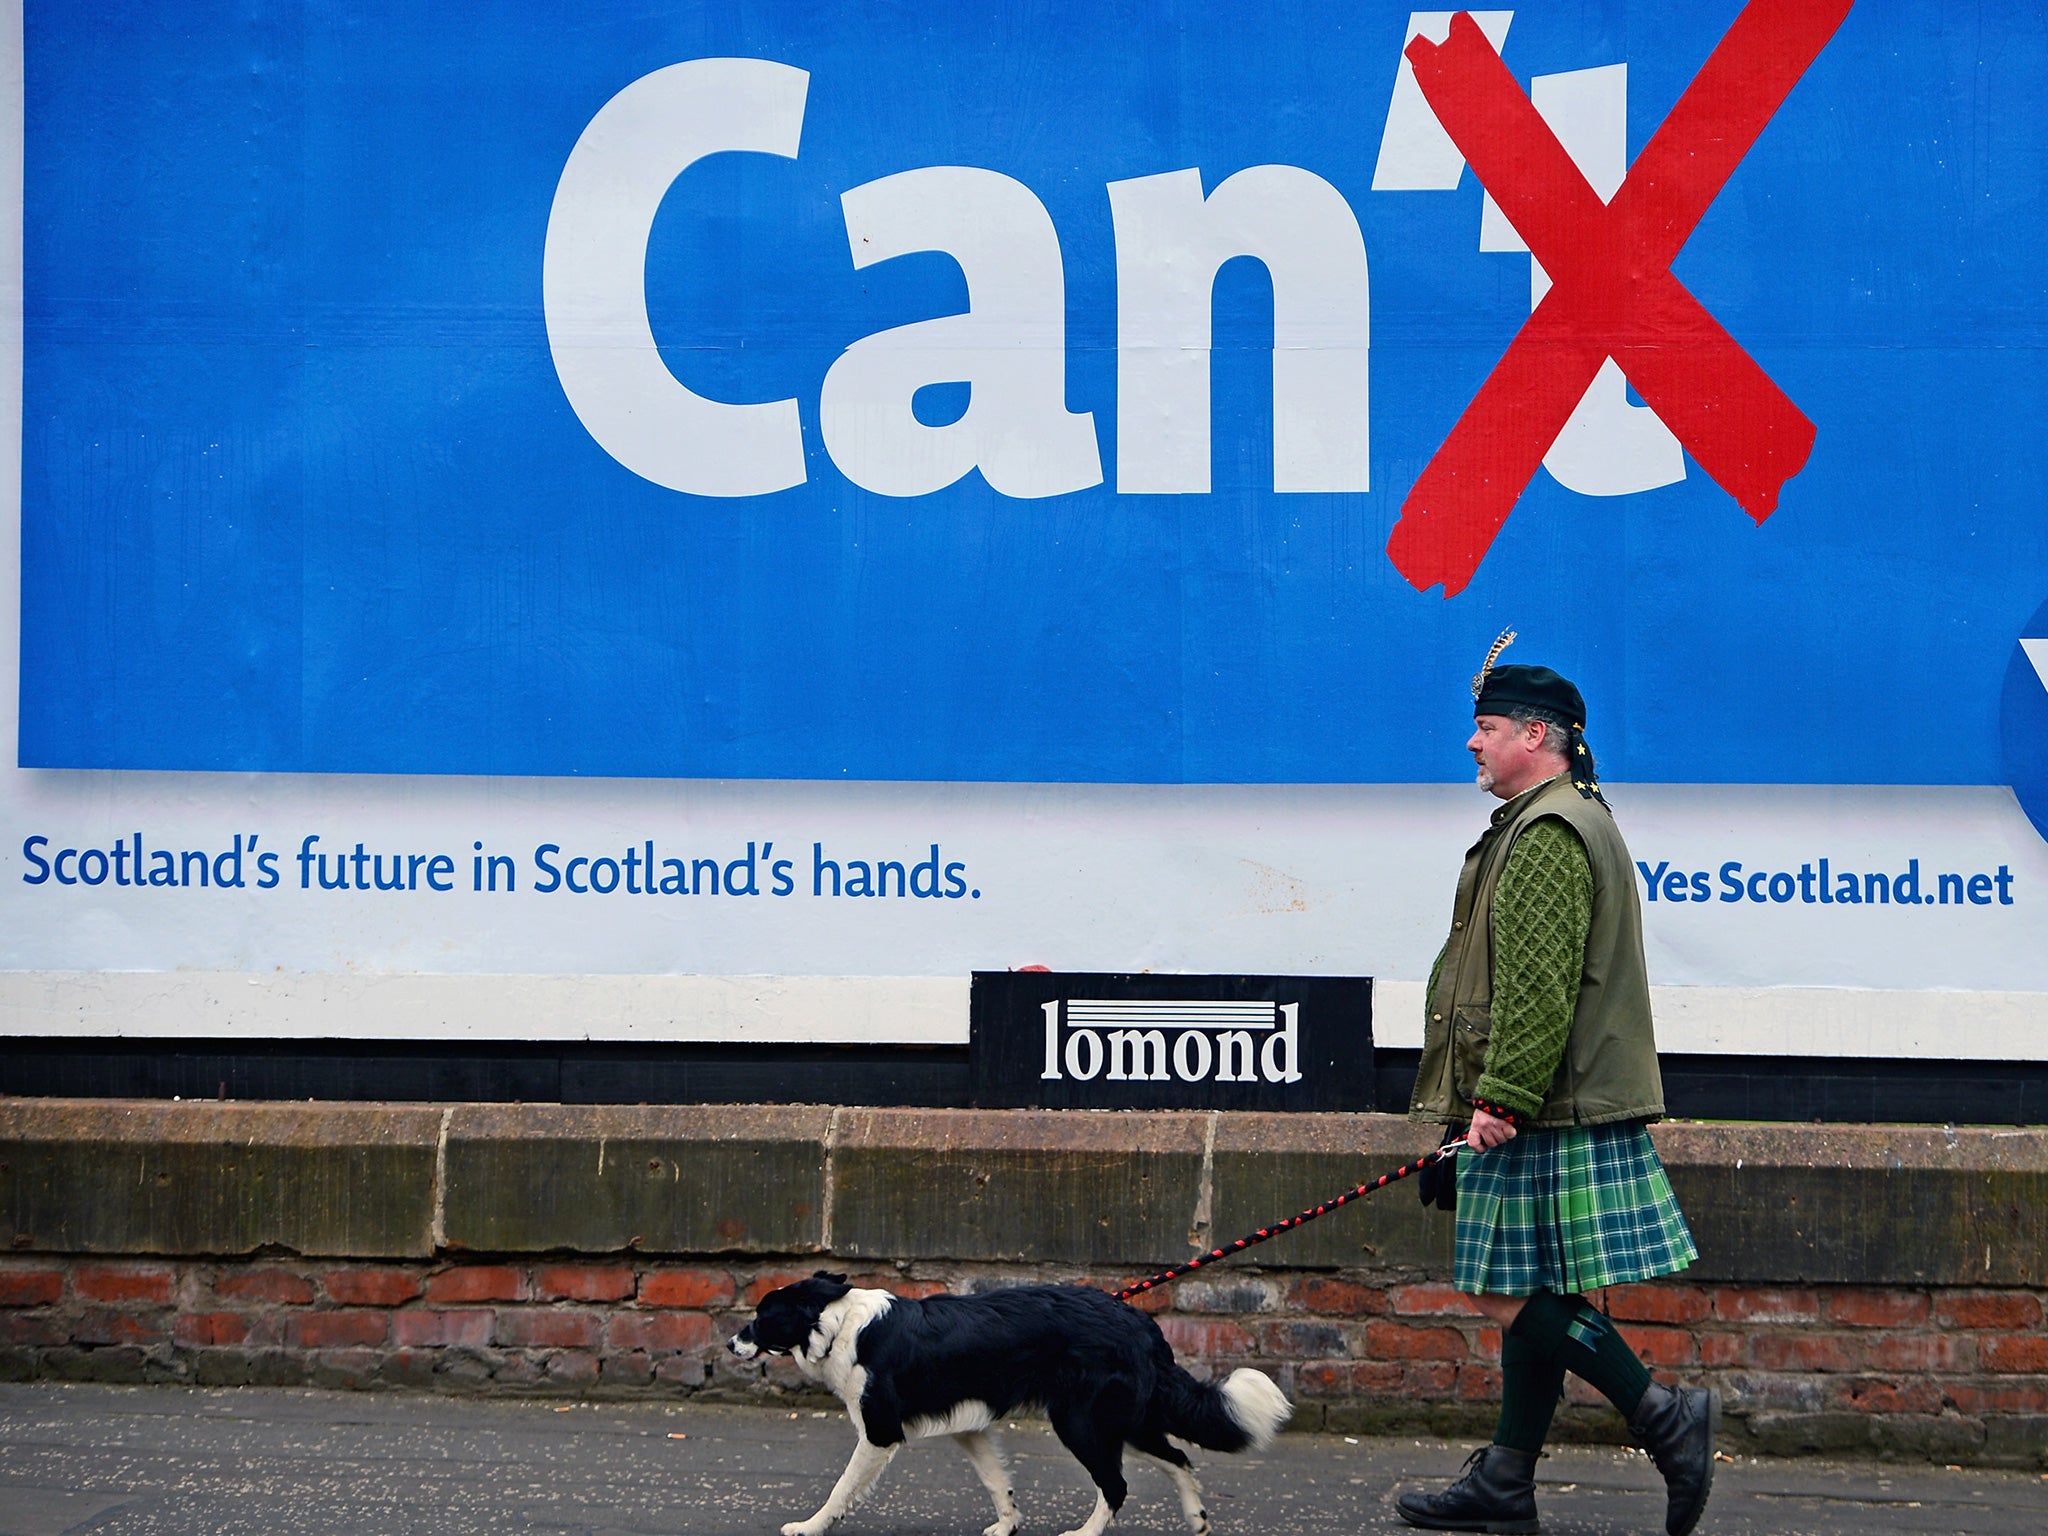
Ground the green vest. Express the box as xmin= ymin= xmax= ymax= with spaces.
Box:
xmin=1410 ymin=773 xmax=1665 ymax=1129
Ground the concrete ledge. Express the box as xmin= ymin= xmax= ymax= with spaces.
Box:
xmin=2 ymin=1100 xmax=2045 ymax=1286
xmin=441 ymin=1104 xmax=833 ymax=1256
xmin=0 ymin=1100 xmax=441 ymax=1258
xmin=831 ymin=1109 xmax=1209 ymax=1268
xmin=1652 ymin=1123 xmax=2048 ymax=1286
xmin=1209 ymin=1113 xmax=1455 ymax=1272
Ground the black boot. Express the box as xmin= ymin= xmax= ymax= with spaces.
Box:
xmin=1627 ymin=1382 xmax=1721 ymax=1536
xmin=1396 ymin=1444 xmax=1539 ymax=1533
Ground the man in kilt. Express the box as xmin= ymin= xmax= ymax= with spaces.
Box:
xmin=1397 ymin=635 xmax=1718 ymax=1536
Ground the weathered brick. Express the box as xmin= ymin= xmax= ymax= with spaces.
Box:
xmin=1364 ymin=1321 xmax=1471 ymax=1362
xmin=174 ymin=1313 xmax=250 ymax=1348
xmin=287 ymin=1312 xmax=389 ymax=1350
xmin=545 ymin=1350 xmax=600 ymax=1385
xmin=1286 ymin=1277 xmax=1386 ymax=1317
xmin=215 ymin=1270 xmax=316 ymax=1305
xmin=1866 ymin=1333 xmax=1972 ymax=1373
xmin=1603 ymin=1283 xmax=1711 ymax=1326
xmin=495 ymin=1311 xmax=602 ymax=1351
xmin=1457 ymin=1365 xmax=1504 ymax=1401
xmin=1170 ymin=1278 xmax=1281 ymax=1315
xmin=1982 ymin=1336 xmax=2048 ymax=1375
xmin=0 ymin=1314 xmax=70 ymax=1347
xmin=1839 ymin=1378 xmax=1945 ymax=1415
xmin=656 ymin=1355 xmax=708 ymax=1388
xmin=321 ymin=1270 xmax=423 ymax=1308
xmin=1750 ymin=1332 xmax=1861 ymax=1373
xmin=73 ymin=1308 xmax=170 ymax=1347
xmin=1940 ymin=1379 xmax=2048 ymax=1415
xmin=1698 ymin=1332 xmax=1745 ymax=1368
xmin=491 ymin=1353 xmax=545 ymax=1388
xmin=393 ymin=1310 xmax=495 ymax=1348
xmin=0 ymin=1270 xmax=64 ymax=1307
xmin=636 ymin=1270 xmax=736 ymax=1310
xmin=1254 ymin=1321 xmax=1349 ymax=1358
xmin=1292 ymin=1361 xmax=1361 ymax=1396
xmin=607 ymin=1313 xmax=717 ymax=1355
xmin=424 ymin=1266 xmax=529 ymax=1304
xmin=535 ymin=1265 xmax=634 ymax=1303
xmin=1388 ymin=1283 xmax=1471 ymax=1318
xmin=75 ymin=1266 xmax=175 ymax=1305
xmin=743 ymin=1272 xmax=813 ymax=1308
xmin=1157 ymin=1318 xmax=1257 ymax=1359
xmin=1354 ymin=1361 xmax=1409 ymax=1393
xmin=1936 ymin=1291 xmax=2044 ymax=1331
xmin=1622 ymin=1325 xmax=1697 ymax=1368
xmin=601 ymin=1350 xmax=655 ymax=1387
xmin=1400 ymin=1362 xmax=1460 ymax=1395
xmin=1824 ymin=1289 xmax=1932 ymax=1329
xmin=1714 ymin=1287 xmax=1821 ymax=1324
xmin=309 ymin=1348 xmax=382 ymax=1391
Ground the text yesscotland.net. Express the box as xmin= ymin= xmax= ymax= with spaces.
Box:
xmin=1637 ymin=859 xmax=2016 ymax=907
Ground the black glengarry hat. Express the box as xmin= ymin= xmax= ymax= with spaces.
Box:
xmin=1469 ymin=629 xmax=1604 ymax=803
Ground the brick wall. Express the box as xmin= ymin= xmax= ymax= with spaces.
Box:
xmin=2 ymin=1254 xmax=2042 ymax=1467
xmin=3 ymin=1099 xmax=2044 ymax=1467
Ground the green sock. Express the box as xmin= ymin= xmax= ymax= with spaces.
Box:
xmin=1511 ymin=1290 xmax=1654 ymax=1420
xmin=1494 ymin=1317 xmax=1567 ymax=1453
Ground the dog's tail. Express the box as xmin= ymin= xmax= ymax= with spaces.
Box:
xmin=1158 ymin=1364 xmax=1292 ymax=1453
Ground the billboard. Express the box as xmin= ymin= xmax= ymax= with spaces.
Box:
xmin=6 ymin=0 xmax=2046 ymax=1055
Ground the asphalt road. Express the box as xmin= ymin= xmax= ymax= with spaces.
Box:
xmin=1 ymin=1383 xmax=2045 ymax=1536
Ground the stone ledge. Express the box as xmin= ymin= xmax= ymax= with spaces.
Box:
xmin=0 ymin=1100 xmax=442 ymax=1258
xmin=1 ymin=1101 xmax=2043 ymax=1287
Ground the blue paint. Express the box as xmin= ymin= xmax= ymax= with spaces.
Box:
xmin=17 ymin=1 xmax=2048 ymax=787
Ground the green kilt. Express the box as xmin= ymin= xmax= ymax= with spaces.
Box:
xmin=1452 ymin=1121 xmax=1697 ymax=1295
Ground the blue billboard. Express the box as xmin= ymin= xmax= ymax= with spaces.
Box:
xmin=19 ymin=0 xmax=2048 ymax=791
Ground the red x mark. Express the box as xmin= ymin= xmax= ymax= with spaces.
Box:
xmin=1386 ymin=0 xmax=1854 ymax=597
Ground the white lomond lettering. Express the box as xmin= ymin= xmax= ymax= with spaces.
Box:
xmin=1040 ymin=1001 xmax=1302 ymax=1085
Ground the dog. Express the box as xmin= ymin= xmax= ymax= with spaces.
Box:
xmin=726 ymin=1272 xmax=1290 ymax=1536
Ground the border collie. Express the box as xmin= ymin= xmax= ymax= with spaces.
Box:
xmin=727 ymin=1273 xmax=1290 ymax=1536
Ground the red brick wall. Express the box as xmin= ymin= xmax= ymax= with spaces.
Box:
xmin=2 ymin=1256 xmax=2042 ymax=1466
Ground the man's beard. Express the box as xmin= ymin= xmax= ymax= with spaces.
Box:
xmin=1474 ymin=763 xmax=1495 ymax=793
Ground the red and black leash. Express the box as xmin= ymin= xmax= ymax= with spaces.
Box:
xmin=1112 ymin=1138 xmax=1468 ymax=1303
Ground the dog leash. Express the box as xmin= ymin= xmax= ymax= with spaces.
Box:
xmin=1111 ymin=1138 xmax=1468 ymax=1303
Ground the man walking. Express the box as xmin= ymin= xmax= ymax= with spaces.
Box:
xmin=1397 ymin=633 xmax=1717 ymax=1536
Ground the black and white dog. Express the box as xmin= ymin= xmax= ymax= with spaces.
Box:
xmin=727 ymin=1272 xmax=1290 ymax=1536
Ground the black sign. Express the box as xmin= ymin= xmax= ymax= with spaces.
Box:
xmin=970 ymin=972 xmax=1372 ymax=1111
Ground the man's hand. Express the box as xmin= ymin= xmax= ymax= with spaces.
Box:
xmin=1466 ymin=1105 xmax=1519 ymax=1151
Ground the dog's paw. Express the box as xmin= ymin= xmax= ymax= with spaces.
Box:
xmin=781 ymin=1522 xmax=832 ymax=1536
xmin=1185 ymin=1513 xmax=1210 ymax=1536
xmin=982 ymin=1520 xmax=1021 ymax=1536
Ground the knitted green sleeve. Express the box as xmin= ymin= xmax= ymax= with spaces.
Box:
xmin=1475 ymin=817 xmax=1592 ymax=1118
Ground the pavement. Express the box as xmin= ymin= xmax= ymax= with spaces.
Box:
xmin=0 ymin=1384 xmax=2045 ymax=1536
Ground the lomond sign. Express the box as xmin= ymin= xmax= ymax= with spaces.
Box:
xmin=970 ymin=974 xmax=1373 ymax=1111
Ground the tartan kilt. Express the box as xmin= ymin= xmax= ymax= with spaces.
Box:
xmin=1452 ymin=1121 xmax=1697 ymax=1295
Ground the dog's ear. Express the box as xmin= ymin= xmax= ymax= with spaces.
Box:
xmin=813 ymin=1270 xmax=849 ymax=1284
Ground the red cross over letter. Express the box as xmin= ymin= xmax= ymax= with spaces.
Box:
xmin=1385 ymin=0 xmax=1855 ymax=597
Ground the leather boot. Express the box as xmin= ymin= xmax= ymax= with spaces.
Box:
xmin=1396 ymin=1444 xmax=1540 ymax=1533
xmin=1627 ymin=1382 xmax=1721 ymax=1536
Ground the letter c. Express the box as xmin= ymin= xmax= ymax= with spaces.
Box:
xmin=543 ymin=58 xmax=809 ymax=496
